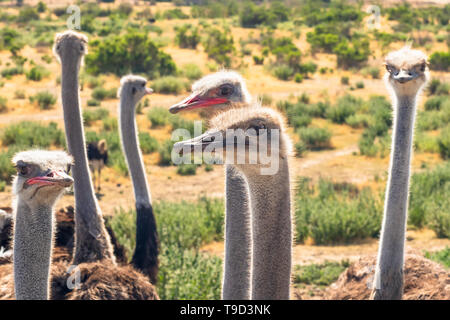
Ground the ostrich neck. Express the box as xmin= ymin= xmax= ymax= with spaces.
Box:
xmin=60 ymin=59 xmax=114 ymax=264
xmin=374 ymin=94 xmax=417 ymax=299
xmin=13 ymin=200 xmax=54 ymax=300
xmin=222 ymin=165 xmax=252 ymax=300
xmin=244 ymin=157 xmax=291 ymax=300
xmin=119 ymin=94 xmax=151 ymax=206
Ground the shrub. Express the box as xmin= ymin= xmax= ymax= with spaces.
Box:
xmin=158 ymin=140 xmax=174 ymax=166
xmin=177 ymin=164 xmax=198 ymax=176
xmin=14 ymin=89 xmax=25 ymax=99
xmin=253 ymin=55 xmax=264 ymax=65
xmin=92 ymin=87 xmax=117 ymax=101
xmin=102 ymin=117 xmax=117 ymax=132
xmin=0 ymin=28 xmax=24 ymax=54
xmin=346 ymin=114 xmax=372 ymax=128
xmin=239 ymin=1 xmax=290 ymax=28
xmin=355 ymin=81 xmax=364 ymax=89
xmin=341 ymin=76 xmax=349 ymax=85
xmin=295 ymin=178 xmax=382 ymax=244
xmin=17 ymin=6 xmax=39 ymax=23
xmin=334 ymin=38 xmax=370 ymax=69
xmin=425 ymin=95 xmax=447 ymax=111
xmin=87 ymin=99 xmax=100 ymax=107
xmin=152 ymin=76 xmax=188 ymax=94
xmin=139 ymin=132 xmax=158 ymax=154
xmin=293 ymin=260 xmax=350 ymax=287
xmin=294 ymin=73 xmax=303 ymax=83
xmin=36 ymin=1 xmax=46 ymax=13
xmin=25 ymin=65 xmax=49 ymax=81
xmin=294 ymin=141 xmax=307 ymax=157
xmin=424 ymin=247 xmax=450 ymax=268
xmin=85 ymin=32 xmax=176 ymax=78
xmin=0 ymin=148 xmax=19 ymax=183
xmin=298 ymin=127 xmax=332 ymax=150
xmin=414 ymin=132 xmax=439 ymax=153
xmin=1 ymin=66 xmax=24 ymax=78
xmin=0 ymin=96 xmax=7 ymax=113
xmin=1 ymin=121 xmax=64 ymax=148
xmin=326 ymin=95 xmax=362 ymax=124
xmin=416 ymin=111 xmax=443 ymax=131
xmin=162 ymin=8 xmax=189 ymax=20
xmin=83 ymin=108 xmax=109 ymax=126
xmin=203 ymin=28 xmax=235 ymax=68
xmin=29 ymin=91 xmax=56 ymax=110
xmin=175 ymin=24 xmax=200 ymax=49
xmin=437 ymin=125 xmax=450 ymax=159
xmin=182 ymin=63 xmax=203 ymax=81
xmin=273 ymin=64 xmax=294 ymax=81
xmin=429 ymin=51 xmax=450 ymax=71
xmin=362 ymin=66 xmax=380 ymax=79
xmin=147 ymin=107 xmax=171 ymax=128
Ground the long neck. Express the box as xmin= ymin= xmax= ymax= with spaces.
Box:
xmin=13 ymin=200 xmax=54 ymax=300
xmin=119 ymin=93 xmax=159 ymax=284
xmin=119 ymin=94 xmax=151 ymax=206
xmin=222 ymin=165 xmax=252 ymax=300
xmin=373 ymin=94 xmax=417 ymax=300
xmin=244 ymin=157 xmax=292 ymax=300
xmin=60 ymin=58 xmax=115 ymax=264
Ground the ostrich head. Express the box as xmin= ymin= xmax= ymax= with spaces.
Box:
xmin=384 ymin=46 xmax=429 ymax=97
xmin=118 ymin=75 xmax=153 ymax=107
xmin=174 ymin=104 xmax=291 ymax=174
xmin=169 ymin=71 xmax=251 ymax=116
xmin=53 ymin=30 xmax=88 ymax=66
xmin=12 ymin=150 xmax=73 ymax=208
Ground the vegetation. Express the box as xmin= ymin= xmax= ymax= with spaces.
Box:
xmin=424 ymin=247 xmax=449 ymax=269
xmin=29 ymin=91 xmax=56 ymax=110
xmin=0 ymin=121 xmax=64 ymax=149
xmin=175 ymin=24 xmax=200 ymax=49
xmin=293 ymin=260 xmax=350 ymax=287
xmin=151 ymin=76 xmax=188 ymax=94
xmin=203 ymin=28 xmax=235 ymax=68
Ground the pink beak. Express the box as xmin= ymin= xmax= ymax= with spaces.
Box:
xmin=169 ymin=93 xmax=228 ymax=114
xmin=26 ymin=171 xmax=73 ymax=188
xmin=145 ymin=87 xmax=154 ymax=95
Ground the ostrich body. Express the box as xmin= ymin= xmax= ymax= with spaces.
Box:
xmin=87 ymin=139 xmax=108 ymax=192
xmin=170 ymin=71 xmax=254 ymax=299
xmin=118 ymin=75 xmax=159 ymax=284
xmin=53 ymin=31 xmax=115 ymax=264
xmin=12 ymin=150 xmax=73 ymax=300
xmin=372 ymin=47 xmax=429 ymax=300
xmin=175 ymin=105 xmax=293 ymax=299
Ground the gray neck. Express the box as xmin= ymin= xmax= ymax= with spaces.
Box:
xmin=118 ymin=93 xmax=151 ymax=206
xmin=222 ymin=165 xmax=252 ymax=300
xmin=14 ymin=200 xmax=54 ymax=300
xmin=244 ymin=158 xmax=292 ymax=300
xmin=373 ymin=94 xmax=417 ymax=300
xmin=60 ymin=59 xmax=114 ymax=264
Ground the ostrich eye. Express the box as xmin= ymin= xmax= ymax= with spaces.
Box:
xmin=419 ymin=63 xmax=426 ymax=72
xmin=17 ymin=165 xmax=31 ymax=176
xmin=66 ymin=164 xmax=71 ymax=174
xmin=80 ymin=44 xmax=84 ymax=51
xmin=132 ymin=87 xmax=137 ymax=94
xmin=248 ymin=123 xmax=266 ymax=135
xmin=141 ymin=83 xmax=145 ymax=87
xmin=219 ymin=84 xmax=234 ymax=96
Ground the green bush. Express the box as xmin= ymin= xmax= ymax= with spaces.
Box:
xmin=416 ymin=111 xmax=443 ymax=131
xmin=294 ymin=141 xmax=307 ymax=157
xmin=177 ymin=164 xmax=198 ymax=176
xmin=427 ymin=79 xmax=449 ymax=96
xmin=293 ymin=260 xmax=350 ymax=287
xmin=294 ymin=73 xmax=303 ymax=83
xmin=253 ymin=55 xmax=264 ymax=65
xmin=85 ymin=32 xmax=176 ymax=78
xmin=14 ymin=90 xmax=25 ymax=99
xmin=294 ymin=178 xmax=382 ymax=244
xmin=158 ymin=140 xmax=174 ymax=166
xmin=203 ymin=28 xmax=235 ymax=68
xmin=182 ymin=63 xmax=203 ymax=81
xmin=239 ymin=1 xmax=290 ymax=28
xmin=429 ymin=51 xmax=450 ymax=71
xmin=147 ymin=107 xmax=171 ymax=128
xmin=174 ymin=24 xmax=200 ymax=49
xmin=424 ymin=247 xmax=450 ymax=268
xmin=0 ymin=28 xmax=24 ymax=54
xmin=298 ymin=127 xmax=332 ymax=150
xmin=1 ymin=121 xmax=64 ymax=149
xmin=0 ymin=96 xmax=7 ymax=113
xmin=326 ymin=95 xmax=362 ymax=124
xmin=355 ymin=81 xmax=364 ymax=89
xmin=139 ymin=132 xmax=158 ymax=154
xmin=437 ymin=125 xmax=450 ymax=159
xmin=425 ymin=95 xmax=447 ymax=111
xmin=102 ymin=117 xmax=117 ymax=132
xmin=1 ymin=66 xmax=24 ymax=78
xmin=87 ymin=99 xmax=101 ymax=107
xmin=29 ymin=91 xmax=56 ymax=110
xmin=163 ymin=8 xmax=189 ymax=20
xmin=0 ymin=147 xmax=20 ymax=183
xmin=346 ymin=114 xmax=372 ymax=129
xmin=414 ymin=132 xmax=439 ymax=153
xmin=273 ymin=64 xmax=294 ymax=81
xmin=17 ymin=6 xmax=39 ymax=23
xmin=26 ymin=66 xmax=49 ymax=81
xmin=152 ymin=76 xmax=188 ymax=94
xmin=341 ymin=76 xmax=349 ymax=85
xmin=92 ymin=87 xmax=117 ymax=101
xmin=83 ymin=108 xmax=109 ymax=126
xmin=362 ymin=66 xmax=380 ymax=79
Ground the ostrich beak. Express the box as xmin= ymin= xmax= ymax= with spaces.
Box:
xmin=393 ymin=69 xmax=416 ymax=83
xmin=173 ymin=130 xmax=225 ymax=155
xmin=169 ymin=92 xmax=228 ymax=114
xmin=145 ymin=87 xmax=154 ymax=95
xmin=27 ymin=171 xmax=74 ymax=188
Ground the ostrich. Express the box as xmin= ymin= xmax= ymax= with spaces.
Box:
xmin=53 ymin=30 xmax=115 ymax=264
xmin=169 ymin=71 xmax=254 ymax=299
xmin=51 ymin=31 xmax=159 ymax=300
xmin=87 ymin=139 xmax=108 ymax=193
xmin=11 ymin=150 xmax=74 ymax=300
xmin=372 ymin=47 xmax=429 ymax=300
xmin=175 ymin=105 xmax=293 ymax=300
xmin=118 ymin=75 xmax=159 ymax=284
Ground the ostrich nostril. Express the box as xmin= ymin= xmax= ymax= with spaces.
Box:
xmin=47 ymin=172 xmax=54 ymax=177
